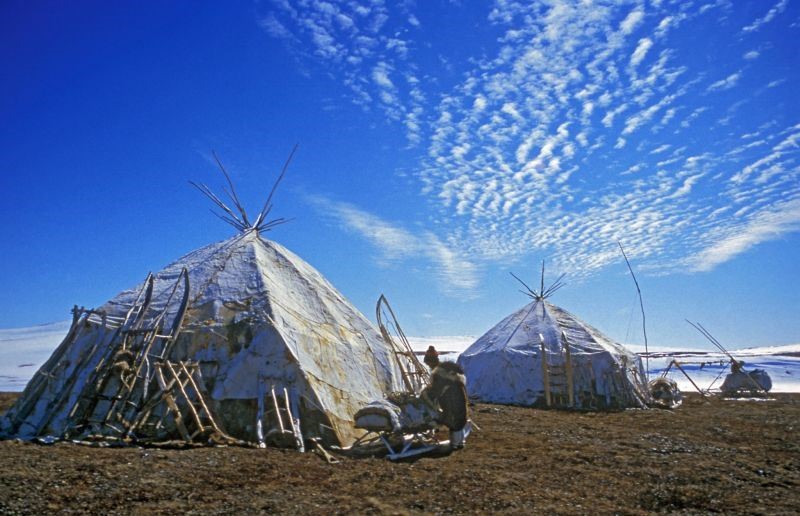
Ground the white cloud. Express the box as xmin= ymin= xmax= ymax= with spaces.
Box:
xmin=260 ymin=0 xmax=424 ymax=142
xmin=742 ymin=0 xmax=789 ymax=33
xmin=372 ymin=62 xmax=394 ymax=88
xmin=619 ymin=9 xmax=644 ymax=35
xmin=731 ymin=127 xmax=800 ymax=184
xmin=654 ymin=14 xmax=684 ymax=39
xmin=473 ymin=95 xmax=487 ymax=112
xmin=680 ymin=106 xmax=708 ymax=128
xmin=707 ymin=71 xmax=742 ymax=91
xmin=501 ymin=102 xmax=522 ymax=120
xmin=268 ymin=1 xmax=800 ymax=284
xmin=621 ymin=164 xmax=642 ymax=176
xmin=687 ymin=198 xmax=800 ymax=271
xmin=309 ymin=196 xmax=479 ymax=295
xmin=602 ymin=104 xmax=628 ymax=127
xmin=623 ymin=95 xmax=675 ymax=135
xmin=259 ymin=15 xmax=293 ymax=40
xmin=668 ymin=173 xmax=704 ymax=199
xmin=630 ymin=38 xmax=653 ymax=68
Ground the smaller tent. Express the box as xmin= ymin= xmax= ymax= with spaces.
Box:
xmin=458 ymin=273 xmax=649 ymax=409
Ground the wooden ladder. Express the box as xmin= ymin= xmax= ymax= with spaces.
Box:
xmin=127 ymin=360 xmax=233 ymax=443
xmin=539 ymin=332 xmax=576 ymax=408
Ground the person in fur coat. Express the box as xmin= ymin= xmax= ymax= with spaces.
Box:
xmin=421 ymin=361 xmax=469 ymax=449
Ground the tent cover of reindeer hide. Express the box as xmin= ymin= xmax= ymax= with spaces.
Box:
xmin=457 ymin=299 xmax=649 ymax=409
xmin=0 ymin=231 xmax=404 ymax=447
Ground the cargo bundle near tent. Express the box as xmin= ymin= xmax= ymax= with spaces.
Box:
xmin=0 ymin=149 xmax=404 ymax=448
xmin=457 ymin=268 xmax=649 ymax=409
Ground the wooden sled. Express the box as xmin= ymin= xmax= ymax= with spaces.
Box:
xmin=351 ymin=415 xmax=473 ymax=461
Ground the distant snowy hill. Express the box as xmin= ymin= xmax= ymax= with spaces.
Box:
xmin=0 ymin=321 xmax=72 ymax=391
xmin=407 ymin=336 xmax=475 ymax=355
xmin=644 ymin=347 xmax=800 ymax=394
xmin=2 ymin=322 xmax=798 ymax=393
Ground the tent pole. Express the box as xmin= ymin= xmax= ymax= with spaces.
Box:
xmin=539 ymin=334 xmax=551 ymax=407
xmin=540 ymin=260 xmax=545 ymax=298
xmin=672 ymin=360 xmax=708 ymax=398
xmin=562 ymin=332 xmax=574 ymax=408
xmin=271 ymin=385 xmax=285 ymax=433
xmin=618 ymin=242 xmax=649 ymax=383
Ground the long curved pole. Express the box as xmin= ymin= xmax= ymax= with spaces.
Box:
xmin=618 ymin=242 xmax=649 ymax=383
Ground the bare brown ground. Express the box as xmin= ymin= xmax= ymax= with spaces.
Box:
xmin=1 ymin=392 xmax=798 ymax=514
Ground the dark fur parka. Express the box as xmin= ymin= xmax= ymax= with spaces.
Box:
xmin=421 ymin=362 xmax=468 ymax=431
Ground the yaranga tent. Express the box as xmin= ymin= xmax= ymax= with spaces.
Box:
xmin=0 ymin=152 xmax=404 ymax=448
xmin=457 ymin=272 xmax=649 ymax=409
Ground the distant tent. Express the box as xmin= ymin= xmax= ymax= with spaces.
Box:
xmin=457 ymin=269 xmax=649 ymax=409
xmin=0 ymin=149 xmax=404 ymax=447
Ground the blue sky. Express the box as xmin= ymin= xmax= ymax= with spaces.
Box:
xmin=1 ymin=0 xmax=798 ymax=351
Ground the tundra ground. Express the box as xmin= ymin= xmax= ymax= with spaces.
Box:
xmin=1 ymin=392 xmax=798 ymax=514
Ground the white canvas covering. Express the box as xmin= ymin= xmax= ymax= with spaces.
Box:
xmin=1 ymin=231 xmax=404 ymax=446
xmin=457 ymin=299 xmax=649 ymax=409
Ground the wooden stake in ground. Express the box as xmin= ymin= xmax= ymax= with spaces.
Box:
xmin=270 ymin=385 xmax=284 ymax=433
xmin=256 ymin=378 xmax=266 ymax=447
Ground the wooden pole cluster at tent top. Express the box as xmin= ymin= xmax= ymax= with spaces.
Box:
xmin=190 ymin=145 xmax=298 ymax=234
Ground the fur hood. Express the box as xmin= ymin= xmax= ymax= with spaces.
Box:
xmin=432 ymin=362 xmax=466 ymax=386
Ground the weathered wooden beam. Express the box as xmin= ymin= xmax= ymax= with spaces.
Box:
xmin=164 ymin=361 xmax=205 ymax=436
xmin=271 ymin=385 xmax=285 ymax=433
xmin=155 ymin=366 xmax=191 ymax=442
xmin=179 ymin=361 xmax=226 ymax=436
xmin=284 ymin=387 xmax=304 ymax=451
xmin=672 ymin=361 xmax=708 ymax=398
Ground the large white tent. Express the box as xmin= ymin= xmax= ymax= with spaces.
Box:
xmin=458 ymin=290 xmax=649 ymax=409
xmin=1 ymin=151 xmax=405 ymax=447
xmin=0 ymin=231 xmax=404 ymax=447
